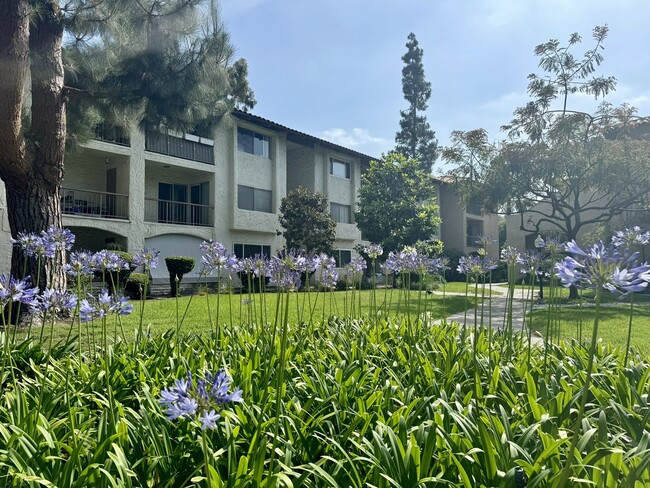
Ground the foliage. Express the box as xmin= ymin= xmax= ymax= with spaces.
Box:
xmin=165 ymin=256 xmax=196 ymax=297
xmin=395 ymin=33 xmax=439 ymax=172
xmin=125 ymin=272 xmax=149 ymax=299
xmin=278 ymin=186 xmax=336 ymax=254
xmin=355 ymin=153 xmax=441 ymax=255
xmin=4 ymin=319 xmax=650 ymax=486
xmin=443 ymin=26 xmax=650 ymax=243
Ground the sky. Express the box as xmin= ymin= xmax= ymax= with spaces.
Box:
xmin=220 ymin=0 xmax=650 ymax=170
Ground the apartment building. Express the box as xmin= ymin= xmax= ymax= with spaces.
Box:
xmin=435 ymin=179 xmax=500 ymax=258
xmin=0 ymin=111 xmax=498 ymax=281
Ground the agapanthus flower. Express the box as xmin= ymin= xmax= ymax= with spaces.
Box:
xmin=500 ymin=246 xmax=521 ymax=266
xmin=345 ymin=256 xmax=367 ymax=274
xmin=457 ymin=255 xmax=498 ymax=277
xmin=41 ymin=226 xmax=75 ymax=253
xmin=159 ymin=370 xmax=243 ymax=430
xmin=612 ymin=226 xmax=650 ymax=249
xmin=11 ymin=232 xmax=41 ymax=257
xmin=364 ymin=243 xmax=383 ymax=260
xmin=555 ymin=240 xmax=649 ymax=296
xmin=92 ymin=249 xmax=129 ymax=272
xmin=314 ymin=253 xmax=336 ymax=270
xmin=517 ymin=250 xmax=545 ymax=275
xmin=0 ymin=275 xmax=39 ymax=309
xmin=320 ymin=268 xmax=338 ymax=289
xmin=79 ymin=289 xmax=133 ymax=322
xmin=200 ymin=241 xmax=238 ymax=274
xmin=65 ymin=250 xmax=95 ymax=278
xmin=266 ymin=254 xmax=302 ymax=290
xmin=30 ymin=288 xmax=78 ymax=315
xmin=133 ymin=248 xmax=160 ymax=271
xmin=383 ymin=248 xmax=420 ymax=274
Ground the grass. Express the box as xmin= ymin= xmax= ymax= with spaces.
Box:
xmin=529 ymin=303 xmax=650 ymax=356
xmin=19 ymin=288 xmax=473 ymax=347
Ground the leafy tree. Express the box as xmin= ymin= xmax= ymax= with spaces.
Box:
xmin=278 ymin=187 xmax=336 ymax=255
xmin=0 ymin=0 xmax=254 ymax=286
xmin=355 ymin=152 xmax=441 ymax=254
xmin=443 ymin=26 xmax=650 ymax=246
xmin=395 ymin=33 xmax=438 ymax=173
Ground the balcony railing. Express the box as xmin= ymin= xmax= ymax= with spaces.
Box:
xmin=93 ymin=124 xmax=130 ymax=146
xmin=145 ymin=198 xmax=213 ymax=227
xmin=145 ymin=131 xmax=214 ymax=164
xmin=62 ymin=188 xmax=129 ymax=220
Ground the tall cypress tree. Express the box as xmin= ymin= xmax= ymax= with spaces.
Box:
xmin=395 ymin=33 xmax=438 ymax=173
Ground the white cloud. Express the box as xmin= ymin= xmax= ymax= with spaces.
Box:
xmin=321 ymin=128 xmax=390 ymax=150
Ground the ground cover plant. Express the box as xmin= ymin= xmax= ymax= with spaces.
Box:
xmin=0 ymin=229 xmax=649 ymax=486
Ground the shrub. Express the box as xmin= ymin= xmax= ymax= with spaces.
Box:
xmin=125 ymin=272 xmax=149 ymax=299
xmin=165 ymin=256 xmax=196 ymax=297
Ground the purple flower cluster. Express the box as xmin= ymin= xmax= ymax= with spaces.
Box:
xmin=266 ymin=251 xmax=304 ymax=290
xmin=381 ymin=247 xmax=447 ymax=275
xmin=79 ymin=289 xmax=133 ymax=322
xmin=30 ymin=288 xmax=78 ymax=315
xmin=517 ymin=250 xmax=545 ymax=275
xmin=500 ymin=246 xmax=521 ymax=266
xmin=159 ymin=370 xmax=243 ymax=430
xmin=555 ymin=240 xmax=650 ymax=295
xmin=612 ymin=226 xmax=650 ymax=249
xmin=457 ymin=255 xmax=498 ymax=277
xmin=133 ymin=248 xmax=160 ymax=271
xmin=12 ymin=226 xmax=75 ymax=259
xmin=0 ymin=275 xmax=39 ymax=308
xmin=364 ymin=243 xmax=383 ymax=260
xmin=200 ymin=241 xmax=238 ymax=274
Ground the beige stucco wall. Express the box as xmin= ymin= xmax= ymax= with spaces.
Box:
xmin=437 ymin=182 xmax=499 ymax=258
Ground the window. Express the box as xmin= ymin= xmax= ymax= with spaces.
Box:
xmin=158 ymin=182 xmax=187 ymax=223
xmin=330 ymin=158 xmax=351 ymax=179
xmin=238 ymin=185 xmax=272 ymax=213
xmin=466 ymin=219 xmax=484 ymax=247
xmin=233 ymin=243 xmax=272 ymax=259
xmin=330 ymin=202 xmax=352 ymax=224
xmin=237 ymin=128 xmax=270 ymax=157
xmin=334 ymin=250 xmax=352 ymax=268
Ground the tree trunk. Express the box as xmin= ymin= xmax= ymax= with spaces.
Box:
xmin=6 ymin=176 xmax=63 ymax=288
xmin=0 ymin=1 xmax=66 ymax=289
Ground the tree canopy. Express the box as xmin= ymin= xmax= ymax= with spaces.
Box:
xmin=278 ymin=187 xmax=336 ymax=255
xmin=443 ymin=26 xmax=650 ymax=244
xmin=355 ymin=152 xmax=440 ymax=255
xmin=394 ymin=33 xmax=438 ymax=173
xmin=0 ymin=0 xmax=254 ymax=285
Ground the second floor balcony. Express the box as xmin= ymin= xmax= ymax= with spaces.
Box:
xmin=145 ymin=198 xmax=213 ymax=227
xmin=62 ymin=188 xmax=129 ymax=220
xmin=145 ymin=130 xmax=214 ymax=165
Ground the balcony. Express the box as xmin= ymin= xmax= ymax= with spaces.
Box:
xmin=93 ymin=124 xmax=130 ymax=147
xmin=145 ymin=198 xmax=213 ymax=227
xmin=145 ymin=130 xmax=214 ymax=165
xmin=62 ymin=188 xmax=129 ymax=220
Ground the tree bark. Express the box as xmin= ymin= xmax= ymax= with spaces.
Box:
xmin=0 ymin=1 xmax=66 ymax=289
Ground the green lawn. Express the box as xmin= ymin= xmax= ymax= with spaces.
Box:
xmin=20 ymin=288 xmax=472 ymax=347
xmin=529 ymin=304 xmax=650 ymax=356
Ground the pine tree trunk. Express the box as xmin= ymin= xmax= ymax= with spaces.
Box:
xmin=0 ymin=0 xmax=66 ymax=289
xmin=6 ymin=177 xmax=63 ymax=288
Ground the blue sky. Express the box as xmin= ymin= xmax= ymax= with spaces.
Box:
xmin=221 ymin=0 xmax=650 ymax=169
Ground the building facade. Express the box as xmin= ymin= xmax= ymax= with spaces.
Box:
xmin=0 ymin=111 xmax=499 ymax=281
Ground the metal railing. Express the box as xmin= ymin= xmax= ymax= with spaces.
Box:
xmin=93 ymin=124 xmax=130 ymax=146
xmin=62 ymin=188 xmax=129 ymax=219
xmin=145 ymin=131 xmax=214 ymax=164
xmin=145 ymin=198 xmax=213 ymax=227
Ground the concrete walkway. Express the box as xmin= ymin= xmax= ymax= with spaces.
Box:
xmin=433 ymin=284 xmax=545 ymax=344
